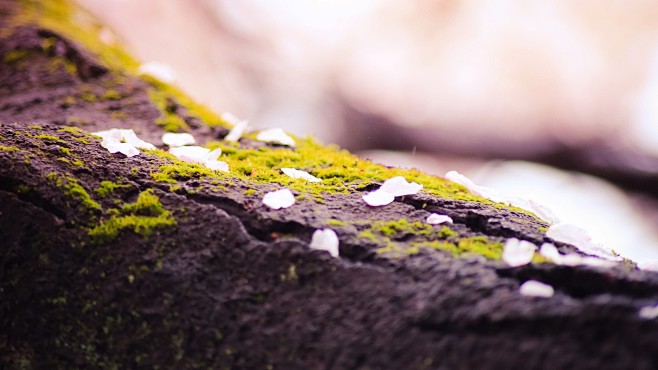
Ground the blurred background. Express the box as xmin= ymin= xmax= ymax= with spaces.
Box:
xmin=77 ymin=0 xmax=658 ymax=262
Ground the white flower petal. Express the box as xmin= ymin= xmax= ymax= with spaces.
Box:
xmin=426 ymin=213 xmax=453 ymax=225
xmin=205 ymin=160 xmax=229 ymax=172
xmin=519 ymin=280 xmax=554 ymax=298
xmin=445 ymin=170 xmax=505 ymax=203
xmin=379 ymin=176 xmax=423 ymax=197
xmin=256 ymin=128 xmax=295 ymax=147
xmin=539 ymin=243 xmax=616 ymax=268
xmin=106 ymin=141 xmax=140 ymax=157
xmin=263 ymin=189 xmax=295 ymax=209
xmin=362 ymin=190 xmax=395 ymax=207
xmin=547 ymin=223 xmax=622 ymax=261
xmin=93 ymin=129 xmax=154 ymax=157
xmin=281 ymin=168 xmax=321 ymax=183
xmin=502 ymin=238 xmax=537 ymax=267
xmin=121 ymin=129 xmax=156 ymax=150
xmin=528 ymin=199 xmax=561 ymax=224
xmin=138 ymin=62 xmax=176 ymax=83
xmin=225 ymin=119 xmax=249 ymax=142
xmin=310 ymin=228 xmax=339 ymax=257
xmin=639 ymin=304 xmax=658 ymax=319
xmin=162 ymin=132 xmax=196 ymax=147
xmin=220 ymin=112 xmax=241 ymax=126
xmin=169 ymin=146 xmax=211 ymax=164
xmin=205 ymin=148 xmax=222 ymax=162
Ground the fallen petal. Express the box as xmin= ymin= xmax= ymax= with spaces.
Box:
xmin=379 ymin=176 xmax=423 ymax=197
xmin=281 ymin=168 xmax=321 ymax=183
xmin=639 ymin=304 xmax=658 ymax=319
xmin=205 ymin=148 xmax=223 ymax=162
xmin=310 ymin=228 xmax=339 ymax=257
xmin=426 ymin=213 xmax=453 ymax=225
xmin=225 ymin=119 xmax=249 ymax=142
xmin=362 ymin=190 xmax=395 ymax=207
xmin=547 ymin=223 xmax=622 ymax=261
xmin=519 ymin=280 xmax=554 ymax=298
xmin=256 ymin=128 xmax=295 ymax=147
xmin=169 ymin=146 xmax=211 ymax=164
xmin=445 ymin=170 xmax=505 ymax=203
xmin=138 ymin=61 xmax=176 ymax=83
xmin=503 ymin=238 xmax=537 ymax=267
xmin=106 ymin=141 xmax=140 ymax=158
xmin=263 ymin=189 xmax=295 ymax=209
xmin=205 ymin=160 xmax=229 ymax=172
xmin=162 ymin=132 xmax=196 ymax=147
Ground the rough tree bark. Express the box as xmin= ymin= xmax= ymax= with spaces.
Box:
xmin=2 ymin=1 xmax=658 ymax=369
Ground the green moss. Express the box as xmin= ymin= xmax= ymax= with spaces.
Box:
xmin=357 ymin=229 xmax=379 ymax=242
xmin=2 ymin=49 xmax=28 ymax=63
xmin=28 ymin=124 xmax=43 ymax=130
xmin=13 ymin=0 xmax=141 ymax=73
xmin=58 ymin=147 xmax=72 ymax=156
xmin=144 ymin=76 xmax=227 ymax=129
xmin=64 ymin=177 xmax=102 ymax=211
xmin=80 ymin=91 xmax=97 ymax=102
xmin=33 ymin=134 xmax=67 ymax=145
xmin=46 ymin=172 xmax=102 ymax=219
xmin=0 ymin=145 xmax=19 ymax=152
xmin=149 ymin=89 xmax=190 ymax=132
xmin=372 ymin=218 xmax=432 ymax=237
xmin=95 ymin=180 xmax=130 ymax=198
xmin=243 ymin=189 xmax=256 ymax=196
xmin=89 ymin=189 xmax=176 ymax=244
xmin=326 ymin=219 xmax=346 ymax=227
xmin=102 ymin=89 xmax=121 ymax=100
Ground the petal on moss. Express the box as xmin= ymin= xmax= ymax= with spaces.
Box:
xmin=362 ymin=190 xmax=395 ymax=207
xmin=225 ymin=118 xmax=249 ymax=142
xmin=281 ymin=168 xmax=321 ymax=183
xmin=138 ymin=61 xmax=176 ymax=83
xmin=379 ymin=176 xmax=423 ymax=197
xmin=256 ymin=128 xmax=296 ymax=147
xmin=169 ymin=146 xmax=211 ymax=164
xmin=162 ymin=132 xmax=196 ymax=147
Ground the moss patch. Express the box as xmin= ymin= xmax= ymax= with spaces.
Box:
xmin=89 ymin=189 xmax=176 ymax=244
xmin=95 ymin=180 xmax=130 ymax=198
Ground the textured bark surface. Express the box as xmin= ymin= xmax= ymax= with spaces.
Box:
xmin=2 ymin=1 xmax=658 ymax=369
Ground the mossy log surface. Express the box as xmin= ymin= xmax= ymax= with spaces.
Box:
xmin=2 ymin=1 xmax=658 ymax=369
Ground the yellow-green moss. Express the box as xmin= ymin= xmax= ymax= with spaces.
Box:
xmin=13 ymin=0 xmax=140 ymax=73
xmin=243 ymin=189 xmax=256 ymax=196
xmin=89 ymin=189 xmax=176 ymax=244
xmin=2 ymin=49 xmax=28 ymax=63
xmin=0 ymin=145 xmax=19 ymax=152
xmin=372 ymin=218 xmax=432 ymax=237
xmin=95 ymin=180 xmax=130 ymax=198
xmin=102 ymin=89 xmax=121 ymax=100
xmin=46 ymin=172 xmax=102 ymax=212
xmin=33 ymin=134 xmax=67 ymax=145
xmin=326 ymin=219 xmax=346 ymax=227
